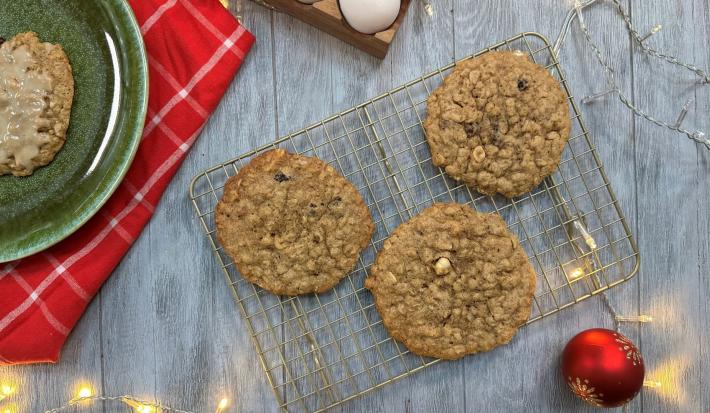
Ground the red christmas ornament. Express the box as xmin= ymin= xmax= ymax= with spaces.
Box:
xmin=561 ymin=328 xmax=645 ymax=408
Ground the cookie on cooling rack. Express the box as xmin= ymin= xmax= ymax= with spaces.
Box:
xmin=365 ymin=203 xmax=536 ymax=360
xmin=215 ymin=149 xmax=374 ymax=296
xmin=423 ymin=50 xmax=571 ymax=198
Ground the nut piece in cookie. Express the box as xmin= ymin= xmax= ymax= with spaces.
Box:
xmin=365 ymin=203 xmax=536 ymax=360
xmin=423 ymin=51 xmax=571 ymax=198
xmin=215 ymin=149 xmax=375 ymax=296
xmin=0 ymin=32 xmax=74 ymax=176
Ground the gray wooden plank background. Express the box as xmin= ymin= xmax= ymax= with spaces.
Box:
xmin=2 ymin=0 xmax=709 ymax=412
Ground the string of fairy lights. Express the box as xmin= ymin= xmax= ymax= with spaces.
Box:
xmin=0 ymin=382 xmax=230 ymax=413
xmin=550 ymin=0 xmax=707 ymax=398
xmin=571 ymin=0 xmax=709 ymax=149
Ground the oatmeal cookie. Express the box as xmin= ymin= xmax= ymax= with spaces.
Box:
xmin=216 ymin=149 xmax=374 ymax=296
xmin=0 ymin=32 xmax=74 ymax=176
xmin=423 ymin=51 xmax=571 ymax=198
xmin=365 ymin=203 xmax=536 ymax=359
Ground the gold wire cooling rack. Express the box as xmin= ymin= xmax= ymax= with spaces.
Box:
xmin=189 ymin=32 xmax=639 ymax=412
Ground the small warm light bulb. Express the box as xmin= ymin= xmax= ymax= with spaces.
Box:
xmin=123 ymin=398 xmax=156 ymax=413
xmin=639 ymin=24 xmax=663 ymax=42
xmin=573 ymin=221 xmax=597 ymax=250
xmin=70 ymin=385 xmax=93 ymax=403
xmin=568 ymin=267 xmax=584 ymax=280
xmin=615 ymin=315 xmax=653 ymax=323
xmin=581 ymin=88 xmax=618 ymax=104
xmin=644 ymin=379 xmax=662 ymax=388
xmin=424 ymin=3 xmax=434 ymax=17
xmin=216 ymin=398 xmax=230 ymax=413
xmin=0 ymin=384 xmax=15 ymax=401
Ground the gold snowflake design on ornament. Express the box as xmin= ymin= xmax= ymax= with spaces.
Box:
xmin=614 ymin=333 xmax=642 ymax=366
xmin=567 ymin=377 xmax=604 ymax=407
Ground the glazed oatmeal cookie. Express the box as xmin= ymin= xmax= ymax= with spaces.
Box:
xmin=0 ymin=32 xmax=74 ymax=176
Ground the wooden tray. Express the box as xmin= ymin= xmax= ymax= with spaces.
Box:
xmin=264 ymin=0 xmax=411 ymax=58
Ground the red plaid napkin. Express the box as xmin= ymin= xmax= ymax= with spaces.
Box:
xmin=0 ymin=0 xmax=254 ymax=365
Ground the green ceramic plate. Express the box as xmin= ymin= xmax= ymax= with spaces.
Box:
xmin=0 ymin=0 xmax=148 ymax=262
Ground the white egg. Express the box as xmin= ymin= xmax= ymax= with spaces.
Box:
xmin=296 ymin=0 xmax=318 ymax=4
xmin=339 ymin=0 xmax=401 ymax=35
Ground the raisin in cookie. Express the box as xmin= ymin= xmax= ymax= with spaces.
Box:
xmin=423 ymin=51 xmax=571 ymax=198
xmin=216 ymin=149 xmax=374 ymax=296
xmin=365 ymin=203 xmax=536 ymax=359
xmin=0 ymin=32 xmax=74 ymax=176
